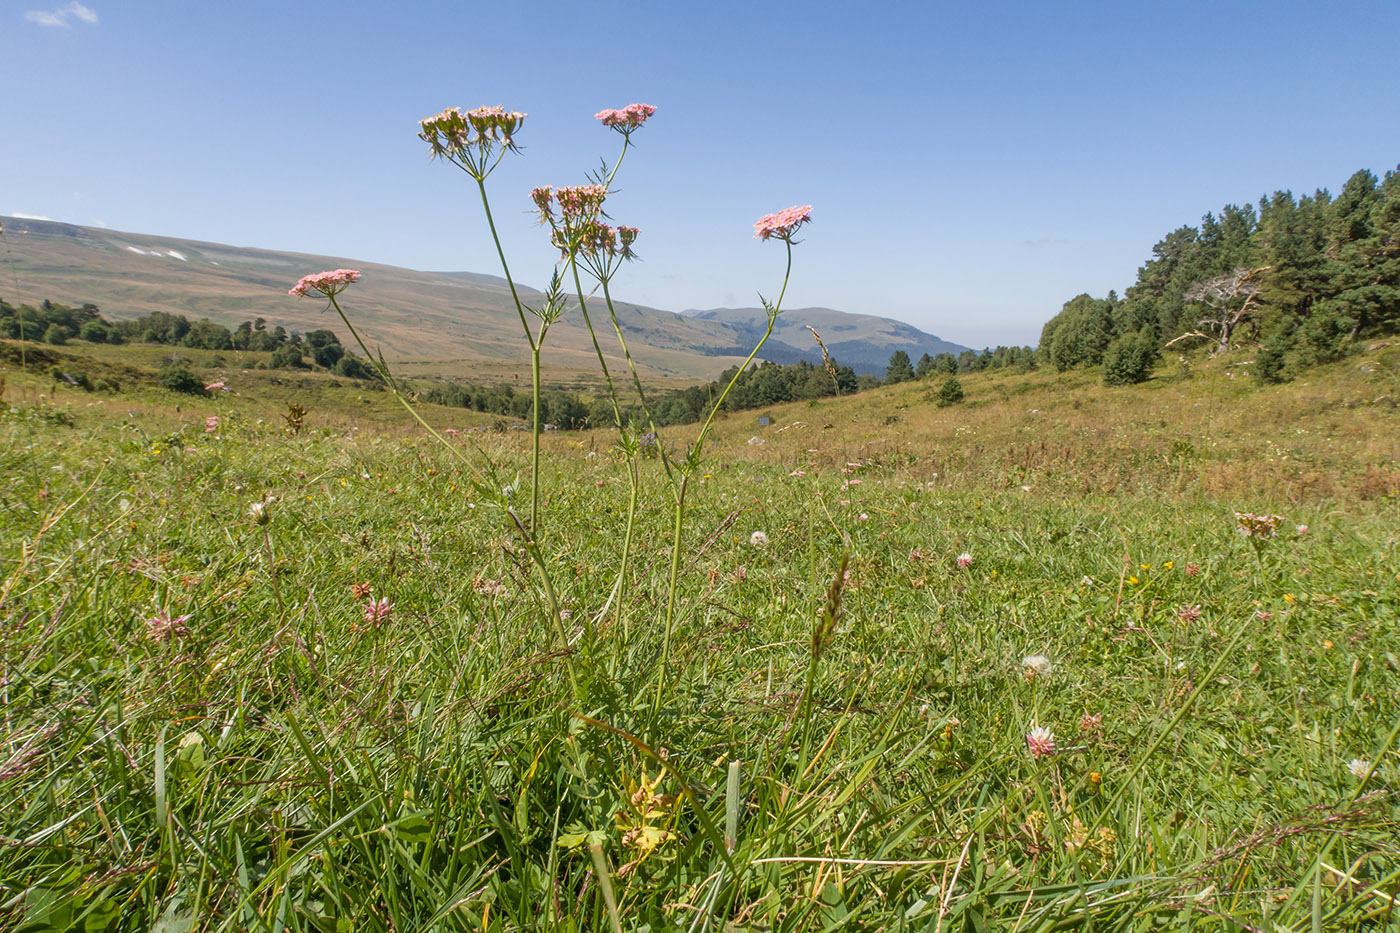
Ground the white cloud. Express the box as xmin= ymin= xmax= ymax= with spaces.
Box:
xmin=24 ymin=2 xmax=98 ymax=27
xmin=10 ymin=212 xmax=55 ymax=220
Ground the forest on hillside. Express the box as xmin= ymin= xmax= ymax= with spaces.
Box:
xmin=1041 ymin=165 xmax=1400 ymax=383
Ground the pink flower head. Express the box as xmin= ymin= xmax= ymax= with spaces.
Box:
xmin=753 ymin=205 xmax=812 ymax=241
xmin=956 ymin=552 xmax=973 ymax=570
xmin=1026 ymin=725 xmax=1056 ymax=759
xmin=290 ymin=268 xmax=361 ymax=298
xmin=146 ymin=609 xmax=190 ymax=642
xmin=555 ymin=184 xmax=608 ymax=220
xmin=363 ymin=597 xmax=392 ymax=628
xmin=530 ymin=186 xmax=554 ymax=223
xmin=1185 ymin=562 xmax=1200 ymax=577
xmin=204 ymin=415 xmax=219 ymax=433
xmin=1178 ymin=604 xmax=1202 ymax=624
xmin=1234 ymin=511 xmax=1283 ymax=540
xmin=419 ymin=105 xmax=526 ymax=158
xmin=595 ymin=102 xmax=656 ymax=130
xmin=1078 ymin=713 xmax=1103 ymax=737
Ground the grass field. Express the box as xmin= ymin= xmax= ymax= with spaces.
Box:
xmin=2 ymin=340 xmax=1398 ymax=931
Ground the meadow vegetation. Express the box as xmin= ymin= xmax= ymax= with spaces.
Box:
xmin=2 ymin=101 xmax=1398 ymax=932
xmin=1 ymin=339 xmax=1397 ymax=931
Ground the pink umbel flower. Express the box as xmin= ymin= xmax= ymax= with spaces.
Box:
xmin=554 ymin=184 xmax=609 ymax=220
xmin=289 ymin=269 xmax=361 ymax=298
xmin=595 ymin=102 xmax=656 ymax=130
xmin=753 ymin=205 xmax=813 ymax=241
xmin=956 ymin=552 xmax=973 ymax=570
xmin=1235 ymin=511 xmax=1283 ymax=540
xmin=146 ymin=610 xmax=190 ymax=642
xmin=363 ymin=597 xmax=391 ymax=628
xmin=204 ymin=415 xmax=219 ymax=433
xmin=1026 ymin=725 xmax=1056 ymax=759
xmin=419 ymin=105 xmax=527 ymax=158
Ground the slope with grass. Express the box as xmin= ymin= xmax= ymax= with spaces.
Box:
xmin=2 ymin=217 xmax=967 ymax=383
xmin=1 ymin=348 xmax=1397 ymax=931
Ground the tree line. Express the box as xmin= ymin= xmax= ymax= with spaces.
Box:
xmin=1039 ymin=164 xmax=1400 ymax=383
xmin=0 ymin=299 xmax=380 ymax=380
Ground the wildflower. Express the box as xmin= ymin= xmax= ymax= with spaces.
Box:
xmin=1347 ymin=758 xmax=1372 ymax=780
xmin=1079 ymin=713 xmax=1102 ymax=736
xmin=753 ymin=205 xmax=812 ymax=242
xmin=1022 ymin=655 xmax=1053 ymax=680
xmin=362 ymin=597 xmax=391 ymax=628
xmin=1185 ymin=563 xmax=1200 ymax=576
xmin=1178 ymin=605 xmax=1202 ymax=624
xmin=418 ymin=105 xmax=527 ymax=160
xmin=204 ymin=415 xmax=219 ymax=433
xmin=956 ymin=552 xmax=972 ymax=569
xmin=146 ymin=609 xmax=190 ymax=642
xmin=1234 ymin=511 xmax=1283 ymax=540
xmin=350 ymin=582 xmax=372 ymax=600
xmin=289 ymin=268 xmax=361 ymax=298
xmin=858 ymin=512 xmax=869 ymax=523
xmin=1026 ymin=725 xmax=1056 ymax=759
xmin=1296 ymin=524 xmax=1309 ymax=535
xmin=595 ymin=102 xmax=657 ymax=130
xmin=554 ymin=184 xmax=608 ymax=220
xmin=1163 ymin=561 xmax=1174 ymax=570
xmin=1089 ymin=771 xmax=1102 ymax=787
xmin=248 ymin=501 xmax=270 ymax=525
xmin=750 ymin=531 xmax=768 ymax=547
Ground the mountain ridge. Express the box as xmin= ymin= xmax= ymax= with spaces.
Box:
xmin=2 ymin=216 xmax=969 ymax=380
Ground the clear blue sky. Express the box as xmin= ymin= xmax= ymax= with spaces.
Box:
xmin=6 ymin=0 xmax=1399 ymax=349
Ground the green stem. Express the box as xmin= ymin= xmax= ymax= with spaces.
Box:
xmin=655 ymin=474 xmax=689 ymax=711
xmin=692 ymin=240 xmax=792 ymax=458
xmin=600 ymin=277 xmax=674 ymax=484
xmin=531 ymin=341 xmax=542 ymax=532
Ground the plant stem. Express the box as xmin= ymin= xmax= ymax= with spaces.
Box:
xmin=655 ymin=474 xmax=689 ymax=712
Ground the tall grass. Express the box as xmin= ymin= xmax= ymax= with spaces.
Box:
xmin=1 ymin=394 xmax=1397 ymax=930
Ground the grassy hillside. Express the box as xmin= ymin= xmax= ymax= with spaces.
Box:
xmin=2 ymin=217 xmax=967 ymax=384
xmin=2 ymin=344 xmax=1397 ymax=930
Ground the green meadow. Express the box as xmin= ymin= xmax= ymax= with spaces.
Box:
xmin=1 ymin=345 xmax=1398 ymax=931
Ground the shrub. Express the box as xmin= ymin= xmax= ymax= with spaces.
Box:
xmin=936 ymin=375 xmax=965 ymax=407
xmin=158 ymin=364 xmax=209 ymax=396
xmin=43 ymin=324 xmax=68 ymax=346
xmin=270 ymin=344 xmax=306 ymax=369
xmin=1102 ymin=331 xmax=1157 ymax=385
xmin=79 ymin=321 xmax=109 ymax=342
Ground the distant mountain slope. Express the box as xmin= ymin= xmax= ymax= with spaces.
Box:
xmin=683 ymin=306 xmax=969 ymax=372
xmin=1 ymin=217 xmax=967 ymax=381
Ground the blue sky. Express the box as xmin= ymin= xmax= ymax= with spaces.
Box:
xmin=6 ymin=0 xmax=1400 ymax=349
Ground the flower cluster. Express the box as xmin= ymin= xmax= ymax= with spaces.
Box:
xmin=595 ymin=102 xmax=656 ymax=130
xmin=419 ymin=105 xmax=527 ymax=158
xmin=1178 ymin=604 xmax=1202 ymax=624
xmin=753 ymin=205 xmax=813 ymax=241
xmin=146 ymin=609 xmax=190 ymax=642
xmin=1026 ymin=725 xmax=1057 ymax=759
xmin=956 ymin=552 xmax=973 ymax=570
xmin=289 ymin=268 xmax=361 ymax=298
xmin=552 ymin=220 xmax=639 ymax=260
xmin=1235 ymin=511 xmax=1283 ymax=540
xmin=363 ymin=597 xmax=392 ymax=628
